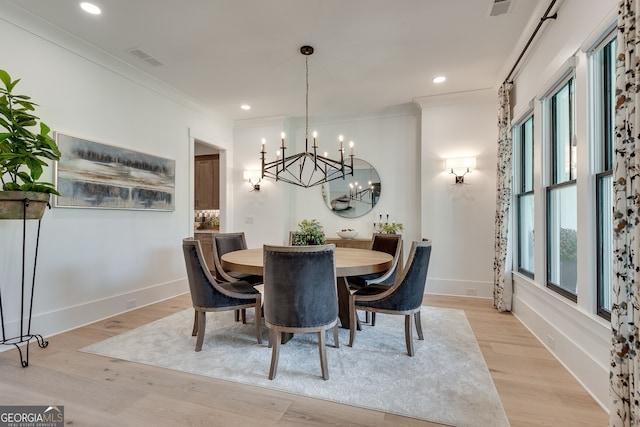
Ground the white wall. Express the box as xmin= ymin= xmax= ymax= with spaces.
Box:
xmin=507 ymin=0 xmax=616 ymax=411
xmin=416 ymin=90 xmax=499 ymax=298
xmin=233 ymin=104 xmax=422 ymax=260
xmin=232 ymin=116 xmax=293 ymax=246
xmin=0 ymin=4 xmax=233 ymax=340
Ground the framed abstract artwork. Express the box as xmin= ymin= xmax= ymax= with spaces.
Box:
xmin=53 ymin=133 xmax=175 ymax=211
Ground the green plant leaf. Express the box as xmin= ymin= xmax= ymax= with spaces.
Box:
xmin=0 ymin=69 xmax=61 ymax=194
xmin=0 ymin=70 xmax=11 ymax=88
xmin=2 ymin=182 xmax=20 ymax=191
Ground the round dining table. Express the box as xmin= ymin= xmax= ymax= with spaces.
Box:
xmin=221 ymin=247 xmax=393 ymax=329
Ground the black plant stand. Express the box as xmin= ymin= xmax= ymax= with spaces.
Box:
xmin=0 ymin=197 xmax=49 ymax=367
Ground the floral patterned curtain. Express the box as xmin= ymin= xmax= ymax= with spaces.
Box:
xmin=611 ymin=1 xmax=640 ymax=425
xmin=493 ymin=82 xmax=513 ymax=312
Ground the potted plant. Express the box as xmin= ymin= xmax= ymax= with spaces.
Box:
xmin=0 ymin=69 xmax=61 ymax=219
xmin=197 ymin=215 xmax=220 ymax=230
xmin=292 ymin=219 xmax=326 ymax=246
xmin=379 ymin=222 xmax=403 ymax=234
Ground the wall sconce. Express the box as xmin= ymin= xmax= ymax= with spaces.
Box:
xmin=445 ymin=157 xmax=476 ymax=184
xmin=243 ymin=170 xmax=261 ymax=191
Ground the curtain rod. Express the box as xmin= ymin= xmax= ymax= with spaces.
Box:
xmin=504 ymin=0 xmax=559 ymax=84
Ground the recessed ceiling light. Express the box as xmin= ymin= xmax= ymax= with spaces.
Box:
xmin=241 ymin=104 xmax=251 ymax=110
xmin=433 ymin=76 xmax=446 ymax=84
xmin=80 ymin=2 xmax=101 ymax=15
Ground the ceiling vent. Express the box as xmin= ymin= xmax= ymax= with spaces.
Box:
xmin=125 ymin=47 xmax=164 ymax=67
xmin=488 ymin=0 xmax=512 ymax=17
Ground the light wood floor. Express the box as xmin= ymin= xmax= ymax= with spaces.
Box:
xmin=0 ymin=294 xmax=608 ymax=426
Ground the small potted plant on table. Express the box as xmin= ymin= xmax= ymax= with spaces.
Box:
xmin=292 ymin=219 xmax=326 ymax=246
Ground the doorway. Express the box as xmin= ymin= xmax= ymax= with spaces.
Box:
xmin=194 ymin=140 xmax=221 ymax=231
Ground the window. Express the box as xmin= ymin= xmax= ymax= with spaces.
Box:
xmin=545 ymin=75 xmax=577 ymax=301
xmin=593 ymin=32 xmax=616 ymax=320
xmin=515 ymin=115 xmax=534 ymax=277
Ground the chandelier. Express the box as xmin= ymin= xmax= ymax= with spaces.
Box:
xmin=349 ymin=181 xmax=378 ymax=206
xmin=260 ymin=45 xmax=354 ymax=188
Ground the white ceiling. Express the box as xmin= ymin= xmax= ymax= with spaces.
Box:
xmin=8 ymin=0 xmax=543 ymax=121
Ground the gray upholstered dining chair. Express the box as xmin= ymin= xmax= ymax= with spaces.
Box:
xmin=212 ymin=232 xmax=263 ymax=284
xmin=348 ymin=239 xmax=432 ymax=356
xmin=211 ymin=232 xmax=263 ymax=323
xmin=346 ymin=233 xmax=403 ymax=324
xmin=263 ymin=244 xmax=339 ymax=380
xmin=182 ymin=238 xmax=262 ymax=351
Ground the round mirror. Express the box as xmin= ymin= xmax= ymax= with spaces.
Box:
xmin=322 ymin=158 xmax=381 ymax=218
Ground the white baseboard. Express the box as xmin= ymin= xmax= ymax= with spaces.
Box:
xmin=425 ymin=277 xmax=493 ymax=298
xmin=512 ymin=281 xmax=610 ymax=413
xmin=0 ymin=278 xmax=189 ymax=353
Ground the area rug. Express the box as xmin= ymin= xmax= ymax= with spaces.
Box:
xmin=81 ymin=306 xmax=509 ymax=427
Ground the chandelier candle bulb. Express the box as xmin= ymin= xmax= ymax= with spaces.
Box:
xmin=313 ymin=131 xmax=317 ymax=148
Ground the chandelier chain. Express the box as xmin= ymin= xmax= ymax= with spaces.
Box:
xmin=305 ymin=55 xmax=309 ymax=144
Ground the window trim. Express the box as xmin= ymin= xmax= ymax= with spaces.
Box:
xmin=543 ymin=68 xmax=577 ymax=301
xmin=596 ymin=170 xmax=612 ymax=320
xmin=517 ymin=191 xmax=535 ymax=279
xmin=589 ymin=28 xmax=616 ymax=321
xmin=549 ymin=77 xmax=576 ymax=184
xmin=513 ymin=113 xmax=535 ymax=278
xmin=545 ymin=180 xmax=578 ymax=302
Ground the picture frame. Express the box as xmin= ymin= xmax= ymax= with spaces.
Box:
xmin=53 ymin=133 xmax=175 ymax=211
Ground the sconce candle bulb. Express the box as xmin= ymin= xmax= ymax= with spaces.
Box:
xmin=243 ymin=170 xmax=262 ymax=191
xmin=445 ymin=156 xmax=476 ymax=184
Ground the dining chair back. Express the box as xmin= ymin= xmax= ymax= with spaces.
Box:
xmin=348 ymin=239 xmax=432 ymax=356
xmin=212 ymin=232 xmax=263 ymax=284
xmin=263 ymin=244 xmax=339 ymax=380
xmin=210 ymin=232 xmax=263 ymax=324
xmin=182 ymin=238 xmax=262 ymax=351
xmin=349 ymin=233 xmax=403 ymax=288
xmin=346 ymin=233 xmax=403 ymax=326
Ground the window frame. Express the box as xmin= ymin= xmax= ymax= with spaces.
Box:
xmin=544 ymin=72 xmax=578 ymax=301
xmin=514 ymin=114 xmax=535 ymax=278
xmin=591 ymin=29 xmax=617 ymax=321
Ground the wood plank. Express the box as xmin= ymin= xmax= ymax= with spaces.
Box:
xmin=0 ymin=293 xmax=608 ymax=427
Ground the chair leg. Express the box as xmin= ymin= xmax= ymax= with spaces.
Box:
xmin=241 ymin=308 xmax=247 ymax=324
xmin=195 ymin=311 xmax=206 ymax=352
xmin=268 ymin=328 xmax=280 ymax=380
xmin=333 ymin=324 xmax=340 ymax=348
xmin=415 ymin=310 xmax=424 ymax=340
xmin=192 ymin=309 xmax=198 ymax=336
xmin=234 ymin=310 xmax=240 ymax=322
xmin=371 ymin=312 xmax=377 ymax=326
xmin=405 ymin=314 xmax=414 ymax=357
xmin=349 ymin=296 xmax=357 ymax=347
xmin=318 ymin=331 xmax=329 ymax=380
xmin=365 ymin=311 xmax=370 ymax=324
xmin=254 ymin=299 xmax=263 ymax=344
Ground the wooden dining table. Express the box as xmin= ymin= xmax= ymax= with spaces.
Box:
xmin=221 ymin=246 xmax=393 ymax=329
